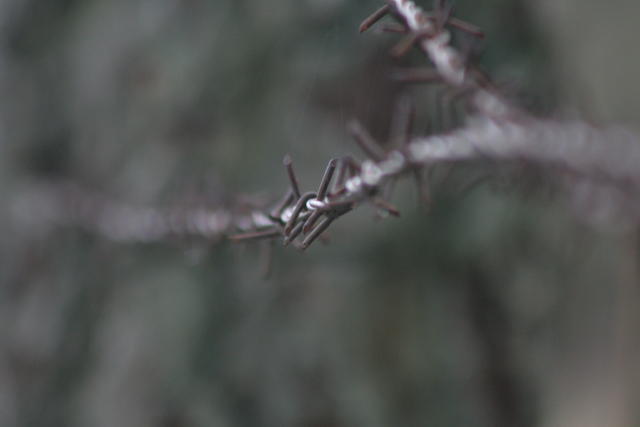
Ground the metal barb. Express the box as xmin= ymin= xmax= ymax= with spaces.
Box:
xmin=333 ymin=158 xmax=350 ymax=192
xmin=336 ymin=156 xmax=361 ymax=184
xmin=283 ymin=221 xmax=304 ymax=246
xmin=283 ymin=155 xmax=302 ymax=199
xmin=372 ymin=198 xmax=401 ymax=217
xmin=347 ymin=120 xmax=385 ymax=161
xmin=438 ymin=2 xmax=454 ymax=30
xmin=317 ymin=159 xmax=338 ymax=200
xmin=284 ymin=192 xmax=317 ymax=235
xmin=359 ymin=4 xmax=390 ymax=33
xmin=317 ymin=199 xmax=355 ymax=215
xmin=269 ymin=189 xmax=294 ymax=222
xmin=411 ymin=170 xmax=429 ymax=208
xmin=260 ymin=240 xmax=275 ymax=279
xmin=390 ymin=31 xmax=423 ymax=58
xmin=378 ymin=23 xmax=407 ymax=34
xmin=448 ymin=17 xmax=484 ymax=39
xmin=302 ymin=210 xmax=323 ymax=234
xmin=301 ymin=215 xmax=336 ymax=250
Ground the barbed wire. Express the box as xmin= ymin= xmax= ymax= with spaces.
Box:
xmin=11 ymin=182 xmax=271 ymax=243
xmin=11 ymin=0 xmax=640 ymax=251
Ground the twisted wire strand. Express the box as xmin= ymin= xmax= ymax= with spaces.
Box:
xmin=383 ymin=0 xmax=521 ymax=119
xmin=11 ymin=182 xmax=273 ymax=243
xmin=12 ymin=1 xmax=640 ymax=250
xmin=265 ymin=1 xmax=640 ymax=247
xmin=333 ymin=117 xmax=640 ymax=204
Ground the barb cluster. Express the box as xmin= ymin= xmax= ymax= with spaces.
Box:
xmin=231 ymin=154 xmax=397 ymax=250
xmin=230 ymin=0 xmax=504 ymax=249
xmin=363 ymin=0 xmax=521 ymax=120
xmin=229 ymin=0 xmax=640 ymax=247
xmin=227 ymin=0 xmax=505 ymax=248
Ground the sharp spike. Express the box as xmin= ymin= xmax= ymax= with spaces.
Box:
xmin=412 ymin=169 xmax=432 ymax=209
xmin=260 ymin=240 xmax=275 ymax=279
xmin=347 ymin=120 xmax=385 ymax=161
xmin=333 ymin=158 xmax=350 ymax=192
xmin=302 ymin=210 xmax=323 ymax=234
xmin=343 ymin=156 xmax=362 ymax=176
xmin=390 ymin=32 xmax=421 ymax=58
xmin=283 ymin=222 xmax=304 ymax=246
xmin=317 ymin=159 xmax=338 ymax=200
xmin=372 ymin=198 xmax=401 ymax=217
xmin=448 ymin=17 xmax=485 ymax=38
xmin=438 ymin=3 xmax=454 ymax=29
xmin=359 ymin=4 xmax=391 ymax=33
xmin=378 ymin=23 xmax=407 ymax=34
xmin=269 ymin=189 xmax=294 ymax=222
xmin=283 ymin=155 xmax=302 ymax=199
xmin=301 ymin=216 xmax=336 ymax=250
xmin=284 ymin=192 xmax=317 ymax=235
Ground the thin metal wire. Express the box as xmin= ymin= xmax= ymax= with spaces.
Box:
xmin=14 ymin=0 xmax=640 ymax=255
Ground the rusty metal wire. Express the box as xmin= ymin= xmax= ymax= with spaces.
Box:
xmin=11 ymin=182 xmax=270 ymax=244
xmin=11 ymin=0 xmax=640 ymax=251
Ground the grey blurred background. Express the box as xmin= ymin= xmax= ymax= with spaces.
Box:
xmin=1 ymin=0 xmax=639 ymax=426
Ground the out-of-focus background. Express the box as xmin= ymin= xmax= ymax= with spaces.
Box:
xmin=1 ymin=0 xmax=639 ymax=426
